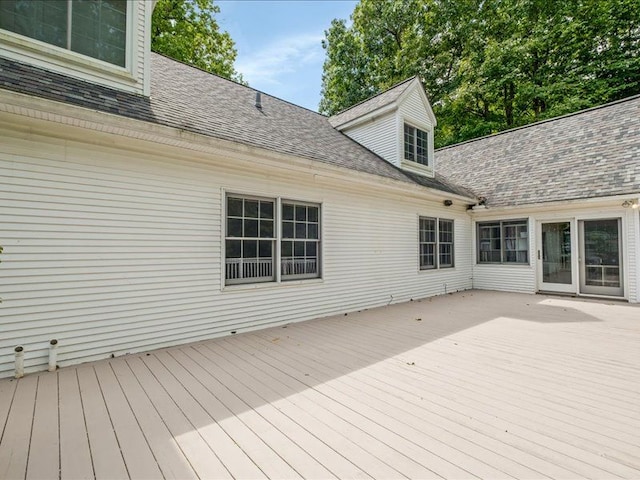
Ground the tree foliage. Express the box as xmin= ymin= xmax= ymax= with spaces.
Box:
xmin=151 ymin=0 xmax=244 ymax=83
xmin=320 ymin=0 xmax=640 ymax=147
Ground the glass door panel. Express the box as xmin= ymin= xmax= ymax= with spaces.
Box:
xmin=579 ymin=219 xmax=623 ymax=296
xmin=539 ymin=221 xmax=575 ymax=293
xmin=542 ymin=222 xmax=572 ymax=284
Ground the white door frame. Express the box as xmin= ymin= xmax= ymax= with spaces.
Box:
xmin=536 ymin=219 xmax=578 ymax=294
xmin=578 ymin=217 xmax=624 ymax=297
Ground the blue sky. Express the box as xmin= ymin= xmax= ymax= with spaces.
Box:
xmin=217 ymin=1 xmax=357 ymax=112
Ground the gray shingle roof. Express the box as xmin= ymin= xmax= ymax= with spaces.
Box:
xmin=435 ymin=97 xmax=640 ymax=207
xmin=0 ymin=54 xmax=471 ymax=198
xmin=328 ymin=76 xmax=416 ymax=128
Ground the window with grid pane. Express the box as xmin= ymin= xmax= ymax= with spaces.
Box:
xmin=419 ymin=217 xmax=437 ymax=269
xmin=477 ymin=220 xmax=529 ymax=264
xmin=0 ymin=0 xmax=127 ymax=67
xmin=225 ymin=196 xmax=275 ymax=284
xmin=439 ymin=219 xmax=454 ymax=268
xmin=281 ymin=202 xmax=320 ymax=279
xmin=420 ymin=217 xmax=454 ymax=270
xmin=404 ymin=123 xmax=429 ymax=166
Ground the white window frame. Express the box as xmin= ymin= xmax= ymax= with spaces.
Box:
xmin=419 ymin=216 xmax=454 ymax=270
xmin=224 ymin=193 xmax=322 ymax=286
xmin=404 ymin=123 xmax=430 ymax=166
xmin=477 ymin=219 xmax=529 ymax=264
xmin=0 ymin=0 xmax=136 ymax=86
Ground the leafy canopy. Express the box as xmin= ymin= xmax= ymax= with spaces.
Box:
xmin=151 ymin=0 xmax=244 ymax=83
xmin=320 ymin=0 xmax=640 ymax=147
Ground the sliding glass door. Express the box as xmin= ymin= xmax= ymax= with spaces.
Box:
xmin=579 ymin=219 xmax=623 ymax=297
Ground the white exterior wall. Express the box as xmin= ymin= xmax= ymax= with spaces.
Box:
xmin=397 ymin=88 xmax=436 ymax=177
xmin=0 ymin=121 xmax=473 ymax=378
xmin=340 ymin=112 xmax=398 ymax=166
xmin=471 ymin=206 xmax=640 ymax=301
xmin=0 ymin=1 xmax=151 ymax=95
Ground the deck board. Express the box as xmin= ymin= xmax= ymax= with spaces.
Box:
xmin=1 ymin=291 xmax=639 ymax=479
xmin=26 ymin=373 xmax=59 ymax=480
xmin=58 ymin=369 xmax=94 ymax=480
xmin=0 ymin=375 xmax=36 ymax=480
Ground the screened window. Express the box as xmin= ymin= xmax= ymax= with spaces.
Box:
xmin=477 ymin=220 xmax=529 ymax=264
xmin=281 ymin=202 xmax=320 ymax=280
xmin=0 ymin=0 xmax=127 ymax=67
xmin=404 ymin=124 xmax=429 ymax=166
xmin=225 ymin=195 xmax=321 ymax=285
xmin=225 ymin=196 xmax=275 ymax=284
xmin=419 ymin=217 xmax=454 ymax=269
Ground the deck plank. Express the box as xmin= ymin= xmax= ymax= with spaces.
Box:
xmin=125 ymin=355 xmax=233 ymax=480
xmin=109 ymin=358 xmax=198 ymax=480
xmin=26 ymin=373 xmax=59 ymax=480
xmin=0 ymin=378 xmax=17 ymax=439
xmin=1 ymin=291 xmax=639 ymax=480
xmin=0 ymin=375 xmax=37 ymax=480
xmin=58 ymin=369 xmax=94 ymax=480
xmin=76 ymin=366 xmax=129 ymax=479
xmin=93 ymin=362 xmax=163 ymax=479
xmin=152 ymin=348 xmax=316 ymax=478
xmin=173 ymin=346 xmax=371 ymax=480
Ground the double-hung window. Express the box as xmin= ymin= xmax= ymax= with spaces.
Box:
xmin=0 ymin=0 xmax=127 ymax=67
xmin=225 ymin=194 xmax=321 ymax=285
xmin=404 ymin=123 xmax=429 ymax=166
xmin=419 ymin=217 xmax=454 ymax=269
xmin=477 ymin=220 xmax=529 ymax=264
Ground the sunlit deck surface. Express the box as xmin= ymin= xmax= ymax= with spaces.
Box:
xmin=1 ymin=290 xmax=639 ymax=479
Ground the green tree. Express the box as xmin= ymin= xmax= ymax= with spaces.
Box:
xmin=320 ymin=0 xmax=640 ymax=147
xmin=151 ymin=0 xmax=244 ymax=83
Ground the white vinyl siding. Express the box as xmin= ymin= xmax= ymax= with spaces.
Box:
xmin=340 ymin=112 xmax=398 ymax=166
xmin=0 ymin=122 xmax=473 ymax=378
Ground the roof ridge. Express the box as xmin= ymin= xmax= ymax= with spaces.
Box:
xmin=436 ymin=93 xmax=640 ymax=151
xmin=150 ymin=51 xmax=327 ymax=118
xmin=329 ymin=75 xmax=418 ymax=119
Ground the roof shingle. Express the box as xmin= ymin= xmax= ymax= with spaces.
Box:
xmin=0 ymin=54 xmax=470 ymax=198
xmin=328 ymin=77 xmax=416 ymax=128
xmin=435 ymin=97 xmax=640 ymax=207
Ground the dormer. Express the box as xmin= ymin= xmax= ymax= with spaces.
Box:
xmin=0 ymin=0 xmax=154 ymax=96
xmin=329 ymin=76 xmax=437 ymax=178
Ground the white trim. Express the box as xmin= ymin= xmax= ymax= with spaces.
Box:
xmin=333 ymin=103 xmax=398 ymax=131
xmin=0 ymin=1 xmax=143 ymax=94
xmin=399 ymin=116 xmax=435 ymax=176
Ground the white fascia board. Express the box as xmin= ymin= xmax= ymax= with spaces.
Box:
xmin=468 ymin=193 xmax=640 ymax=217
xmin=333 ymin=102 xmax=398 ymax=131
xmin=0 ymin=89 xmax=476 ymax=204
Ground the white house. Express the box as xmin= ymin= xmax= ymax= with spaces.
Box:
xmin=0 ymin=1 xmax=638 ymax=378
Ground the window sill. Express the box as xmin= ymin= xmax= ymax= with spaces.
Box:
xmin=475 ymin=263 xmax=531 ymax=267
xmin=222 ymin=277 xmax=324 ymax=293
xmin=401 ymin=159 xmax=433 ymax=177
xmin=419 ymin=267 xmax=456 ymax=272
xmin=0 ymin=30 xmax=137 ymax=90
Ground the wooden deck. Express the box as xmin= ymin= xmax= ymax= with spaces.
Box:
xmin=1 ymin=290 xmax=639 ymax=479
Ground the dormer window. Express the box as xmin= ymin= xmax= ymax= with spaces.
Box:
xmin=0 ymin=0 xmax=127 ymax=67
xmin=404 ymin=123 xmax=429 ymax=166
